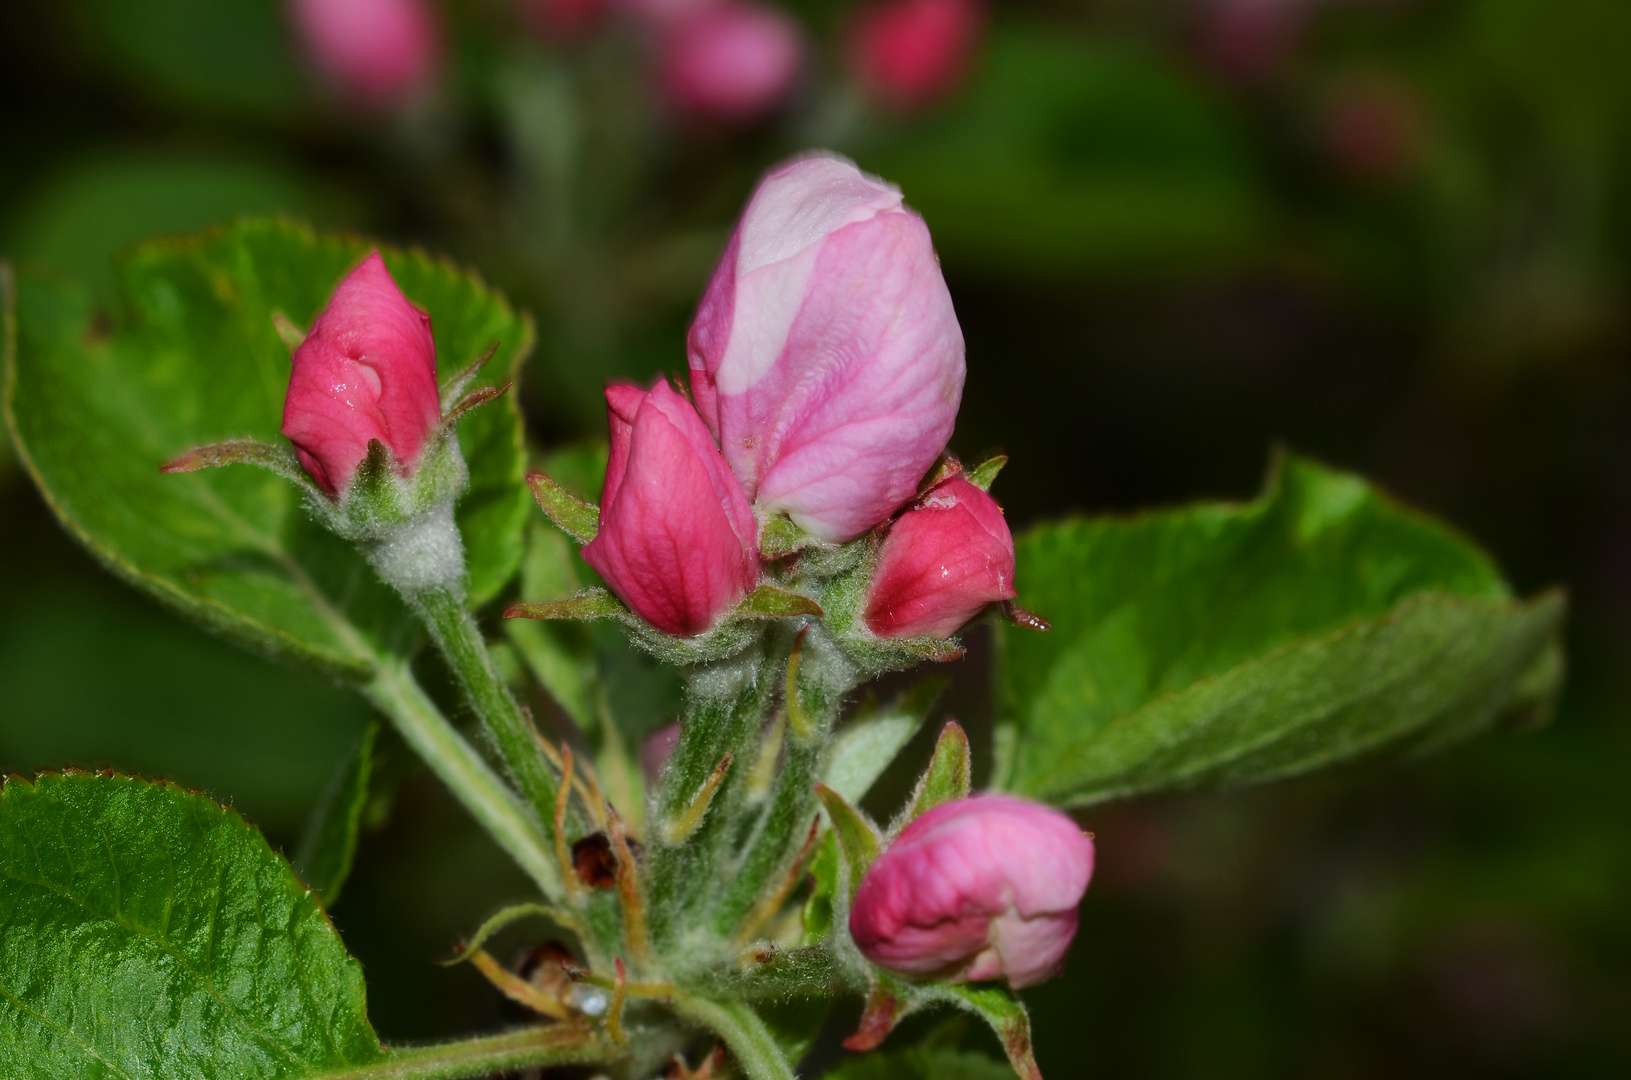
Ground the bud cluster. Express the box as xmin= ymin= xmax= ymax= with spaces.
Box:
xmin=524 ymin=153 xmax=1024 ymax=668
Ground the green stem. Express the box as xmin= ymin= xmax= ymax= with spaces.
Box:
xmin=313 ymin=1027 xmax=616 ymax=1080
xmin=669 ymin=994 xmax=799 ymax=1080
xmin=414 ymin=587 xmax=565 ymax=853
xmin=364 ymin=660 xmax=562 ymax=898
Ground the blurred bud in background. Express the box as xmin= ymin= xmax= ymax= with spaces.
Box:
xmin=1192 ymin=0 xmax=1308 ymax=85
xmin=289 ymin=0 xmax=442 ymax=107
xmin=1320 ymin=73 xmax=1425 ymax=185
xmin=515 ymin=0 xmax=615 ymax=42
xmin=641 ymin=722 xmax=681 ymax=783
xmin=847 ymin=0 xmax=983 ymax=112
xmin=653 ymin=1 xmax=804 ymax=122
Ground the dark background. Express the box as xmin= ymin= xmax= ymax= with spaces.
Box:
xmin=2 ymin=0 xmax=1628 ymax=1076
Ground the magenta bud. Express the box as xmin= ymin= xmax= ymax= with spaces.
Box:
xmin=289 ymin=0 xmax=442 ymax=107
xmin=849 ymin=795 xmax=1093 ymax=989
xmin=847 ymin=0 xmax=983 ymax=112
xmin=863 ymin=476 xmax=1015 ymax=639
xmin=688 ymin=153 xmax=965 ymax=542
xmin=280 ymin=253 xmax=442 ymax=496
xmin=658 ymin=2 xmax=804 ymax=123
xmin=581 ymin=380 xmax=759 ymax=636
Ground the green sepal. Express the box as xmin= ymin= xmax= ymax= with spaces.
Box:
xmin=964 ymin=454 xmax=1008 ymax=492
xmin=528 ymin=471 xmax=601 ymax=544
xmin=438 ymin=341 xmax=500 ymax=411
xmin=294 ymin=721 xmax=377 ymax=905
xmin=444 ymin=901 xmax=587 ymax=965
xmin=815 ymin=783 xmax=882 ymax=904
xmin=506 ymin=586 xmax=627 ymax=621
xmin=760 ymin=513 xmax=819 ymax=559
xmin=160 ymin=436 xmax=322 ymax=497
xmin=935 ymin=983 xmax=1042 ymax=1080
xmin=736 ymin=584 xmax=824 ymax=618
xmin=899 ymin=719 xmax=971 ymax=825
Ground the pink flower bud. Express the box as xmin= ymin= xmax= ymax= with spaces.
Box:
xmin=863 ymin=476 xmax=1015 ymax=639
xmin=657 ymin=2 xmax=804 ymax=122
xmin=850 ymin=795 xmax=1093 ymax=989
xmin=582 ymin=380 xmax=759 ymax=636
xmin=847 ymin=0 xmax=983 ymax=112
xmin=290 ymin=0 xmax=442 ymax=107
xmin=688 ymin=154 xmax=965 ymax=542
xmin=281 ymin=253 xmax=442 ymax=496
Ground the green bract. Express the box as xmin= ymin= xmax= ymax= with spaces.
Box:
xmin=2 ymin=220 xmax=531 ymax=680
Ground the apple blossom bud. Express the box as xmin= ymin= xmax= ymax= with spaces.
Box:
xmin=850 ymin=795 xmax=1093 ymax=989
xmin=281 ymin=253 xmax=442 ymax=496
xmin=582 ymin=380 xmax=759 ymax=636
xmin=289 ymin=0 xmax=442 ymax=106
xmin=863 ymin=476 xmax=1015 ymax=639
xmin=1192 ymin=0 xmax=1304 ymax=86
xmin=688 ymin=154 xmax=965 ymax=542
xmin=847 ymin=0 xmax=983 ymax=112
xmin=658 ymin=2 xmax=804 ymax=122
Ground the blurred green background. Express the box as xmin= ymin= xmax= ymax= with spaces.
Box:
xmin=2 ymin=0 xmax=1628 ymax=1075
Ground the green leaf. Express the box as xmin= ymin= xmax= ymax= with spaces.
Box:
xmin=821 ymin=1046 xmax=1016 ymax=1080
xmin=902 ymin=720 xmax=971 ymax=822
xmin=999 ymin=455 xmax=1566 ymax=806
xmin=0 ymin=771 xmax=383 ymax=1076
xmin=294 ymin=722 xmax=377 ymax=905
xmin=822 ymin=676 xmax=949 ymax=805
xmin=2 ymin=221 xmax=532 ymax=680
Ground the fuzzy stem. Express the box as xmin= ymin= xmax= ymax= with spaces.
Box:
xmin=414 ymin=587 xmax=566 ymax=856
xmin=646 ymin=650 xmax=773 ymax=944
xmin=311 ymin=1027 xmax=615 ymax=1080
xmin=668 ymin=995 xmax=798 ymax=1080
xmin=363 ymin=661 xmax=564 ymax=903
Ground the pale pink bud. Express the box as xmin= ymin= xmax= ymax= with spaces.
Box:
xmin=687 ymin=154 xmax=965 ymax=542
xmin=847 ymin=0 xmax=983 ymax=112
xmin=290 ymin=0 xmax=442 ymax=106
xmin=863 ymin=476 xmax=1014 ymax=639
xmin=658 ymin=2 xmax=804 ymax=122
xmin=281 ymin=253 xmax=442 ymax=495
xmin=582 ymin=380 xmax=759 ymax=636
xmin=850 ymin=795 xmax=1093 ymax=989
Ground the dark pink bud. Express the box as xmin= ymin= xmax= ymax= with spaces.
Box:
xmin=847 ymin=0 xmax=983 ymax=112
xmin=582 ymin=380 xmax=759 ymax=636
xmin=688 ymin=154 xmax=965 ymax=542
xmin=281 ymin=253 xmax=442 ymax=496
xmin=658 ymin=2 xmax=804 ymax=122
xmin=1321 ymin=77 xmax=1422 ymax=184
xmin=850 ymin=795 xmax=1093 ymax=989
xmin=289 ymin=0 xmax=442 ymax=106
xmin=863 ymin=477 xmax=1015 ymax=639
